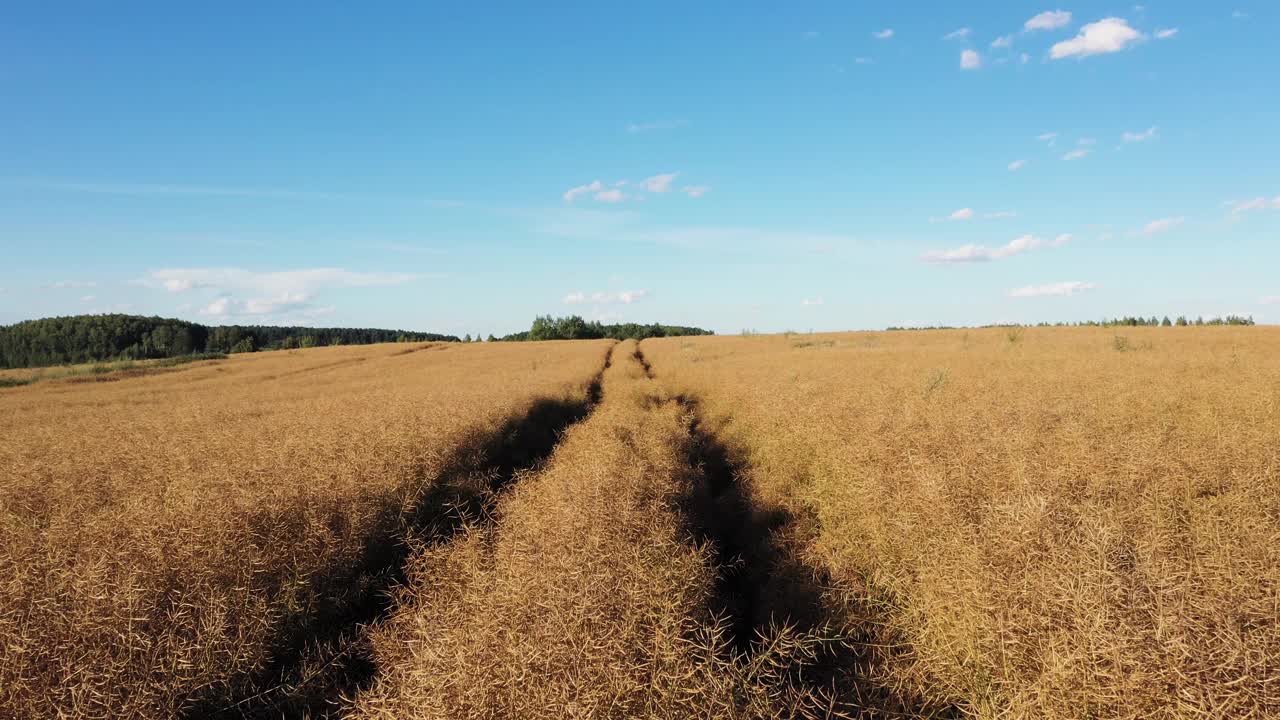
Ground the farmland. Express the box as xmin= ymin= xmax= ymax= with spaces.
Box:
xmin=2 ymin=327 xmax=1278 ymax=719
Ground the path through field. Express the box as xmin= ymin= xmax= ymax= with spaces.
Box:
xmin=316 ymin=341 xmax=942 ymax=719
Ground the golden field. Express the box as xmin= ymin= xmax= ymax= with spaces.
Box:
xmin=0 ymin=340 xmax=610 ymax=719
xmin=644 ymin=326 xmax=1280 ymax=719
xmin=349 ymin=341 xmax=834 ymax=719
xmin=2 ymin=327 xmax=1277 ymax=719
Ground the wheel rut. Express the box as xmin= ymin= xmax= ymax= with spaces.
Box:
xmin=634 ymin=342 xmax=957 ymax=719
xmin=186 ymin=343 xmax=617 ymax=720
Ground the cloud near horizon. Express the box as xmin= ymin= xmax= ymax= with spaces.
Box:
xmin=563 ymin=289 xmax=651 ymax=305
xmin=921 ymin=233 xmax=1070 ymax=264
xmin=1009 ymin=280 xmax=1099 ymax=297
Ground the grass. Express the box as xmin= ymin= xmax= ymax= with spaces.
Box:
xmin=643 ymin=326 xmax=1280 ymax=719
xmin=0 ymin=352 xmax=230 ymax=386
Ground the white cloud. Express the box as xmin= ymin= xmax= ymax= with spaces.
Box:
xmin=150 ymin=268 xmax=418 ymax=296
xmin=961 ymin=49 xmax=982 ymax=69
xmin=147 ymin=267 xmax=417 ymax=322
xmin=1063 ymin=149 xmax=1091 ymax=160
xmin=801 ymin=297 xmax=825 ymax=306
xmin=80 ymin=295 xmax=96 ymax=302
xmin=1052 ymin=233 xmax=1073 ymax=246
xmin=1037 ymin=132 xmax=1059 ymax=143
xmin=873 ymin=29 xmax=894 ymax=39
xmin=641 ymin=172 xmax=679 ymax=193
xmin=1051 ymin=18 xmax=1144 ymax=59
xmin=984 ymin=211 xmax=1017 ymax=219
xmin=1229 ymin=196 xmax=1280 ymax=215
xmin=1143 ymin=217 xmax=1185 ymax=234
xmin=920 ymin=234 xmax=1055 ymax=264
xmin=43 ymin=280 xmax=97 ymax=290
xmin=1155 ymin=28 xmax=1178 ymax=39
xmin=1008 ymin=159 xmax=1028 ymax=171
xmin=1025 ymin=10 xmax=1073 ymax=31
xmin=992 ymin=34 xmax=1014 ymax=48
xmin=682 ymin=185 xmax=711 ymax=198
xmin=627 ymin=119 xmax=684 ymax=133
xmin=950 ymin=207 xmax=975 ymax=221
xmin=1078 ymin=137 xmax=1097 ymax=146
xmin=1122 ymin=126 xmax=1159 ymax=142
xmin=564 ymin=180 xmax=604 ymax=202
xmin=594 ymin=188 xmax=626 ymax=203
xmin=944 ymin=28 xmax=971 ymax=40
xmin=200 ymin=297 xmax=233 ymax=318
xmin=563 ymin=289 xmax=651 ymax=305
xmin=1009 ymin=281 xmax=1099 ymax=297
xmin=854 ymin=56 xmax=874 ymax=65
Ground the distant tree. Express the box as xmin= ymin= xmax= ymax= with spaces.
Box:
xmin=1161 ymin=316 xmax=1173 ymax=327
xmin=463 ymin=334 xmax=472 ymax=343
xmin=230 ymin=337 xmax=255 ymax=354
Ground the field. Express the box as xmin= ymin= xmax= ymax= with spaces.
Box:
xmin=2 ymin=328 xmax=1277 ymax=718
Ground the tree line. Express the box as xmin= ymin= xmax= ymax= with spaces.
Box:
xmin=495 ymin=315 xmax=714 ymax=342
xmin=887 ymin=315 xmax=1257 ymax=331
xmin=0 ymin=314 xmax=459 ymax=369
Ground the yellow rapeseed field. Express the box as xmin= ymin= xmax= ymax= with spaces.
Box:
xmin=0 ymin=340 xmax=610 ymax=719
xmin=643 ymin=326 xmax=1280 ymax=719
xmin=349 ymin=341 xmax=840 ymax=719
xmin=4 ymin=327 xmax=1277 ymax=719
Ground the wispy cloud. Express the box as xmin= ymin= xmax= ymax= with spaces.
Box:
xmin=1025 ymin=10 xmax=1073 ymax=31
xmin=626 ymin=119 xmax=685 ymax=133
xmin=1051 ymin=18 xmax=1144 ymax=59
xmin=984 ymin=211 xmax=1017 ymax=219
xmin=991 ymin=34 xmax=1014 ymax=48
xmin=43 ymin=280 xmax=98 ymax=290
xmin=1155 ymin=28 xmax=1178 ymax=39
xmin=640 ymin=172 xmax=679 ymax=193
xmin=1229 ymin=196 xmax=1280 ymax=215
xmin=1063 ymin=149 xmax=1091 ymax=160
xmin=564 ymin=180 xmax=604 ymax=203
xmin=145 ymin=267 xmax=418 ymax=322
xmin=682 ymin=185 xmax=711 ymax=198
xmin=563 ymin=289 xmax=651 ymax=305
xmin=1008 ymin=159 xmax=1028 ymax=171
xmin=961 ymin=49 xmax=982 ymax=69
xmin=921 ymin=234 xmax=1063 ymax=264
xmin=1009 ymin=280 xmax=1099 ymax=297
xmin=5 ymin=178 xmax=349 ymax=201
xmin=873 ymin=28 xmax=894 ymax=39
xmin=1122 ymin=126 xmax=1159 ymax=142
xmin=944 ymin=28 xmax=971 ymax=40
xmin=801 ymin=297 xmax=825 ymax=306
xmin=1037 ymin=132 xmax=1059 ymax=146
xmin=1143 ymin=217 xmax=1185 ymax=234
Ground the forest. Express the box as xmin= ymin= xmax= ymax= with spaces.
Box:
xmin=0 ymin=314 xmax=458 ymax=369
xmin=496 ymin=315 xmax=714 ymax=342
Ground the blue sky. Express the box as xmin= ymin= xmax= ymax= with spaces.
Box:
xmin=2 ymin=2 xmax=1277 ymax=335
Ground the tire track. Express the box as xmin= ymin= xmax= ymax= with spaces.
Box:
xmin=186 ymin=343 xmax=616 ymax=720
xmin=635 ymin=342 xmax=957 ymax=719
